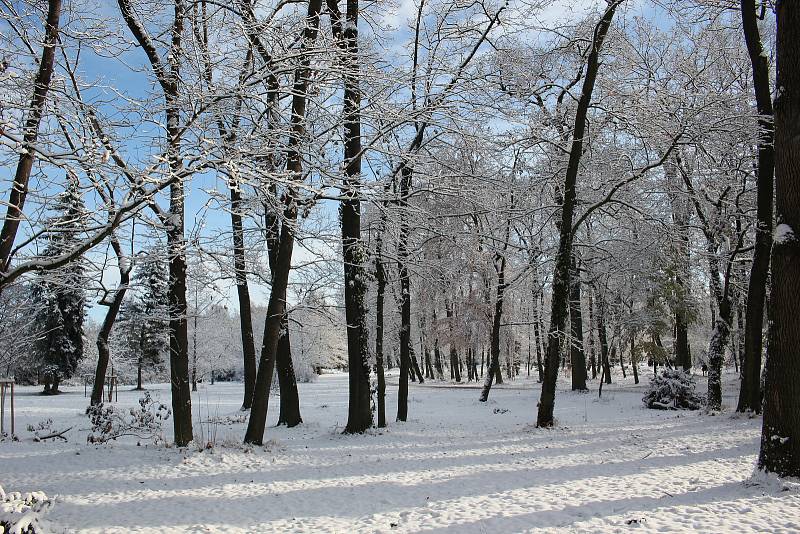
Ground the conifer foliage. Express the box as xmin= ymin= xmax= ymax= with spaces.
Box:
xmin=31 ymin=180 xmax=87 ymax=394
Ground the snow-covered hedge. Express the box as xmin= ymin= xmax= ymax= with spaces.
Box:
xmin=0 ymin=486 xmax=52 ymax=534
xmin=642 ymin=369 xmax=704 ymax=410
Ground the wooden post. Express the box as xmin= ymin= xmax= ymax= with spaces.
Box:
xmin=0 ymin=379 xmax=14 ymax=437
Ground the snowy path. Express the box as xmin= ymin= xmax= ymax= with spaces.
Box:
xmin=1 ymin=372 xmax=798 ymax=533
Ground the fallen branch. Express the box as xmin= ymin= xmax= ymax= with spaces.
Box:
xmin=33 ymin=426 xmax=73 ymax=442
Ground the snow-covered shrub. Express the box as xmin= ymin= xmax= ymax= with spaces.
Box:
xmin=86 ymin=392 xmax=170 ymax=444
xmin=642 ymin=369 xmax=704 ymax=410
xmin=0 ymin=486 xmax=52 ymax=534
xmin=294 ymin=360 xmax=317 ymax=383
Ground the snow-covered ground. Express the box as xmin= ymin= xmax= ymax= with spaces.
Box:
xmin=2 ymin=370 xmax=799 ymax=533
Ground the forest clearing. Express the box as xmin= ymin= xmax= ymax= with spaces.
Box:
xmin=3 ymin=372 xmax=799 ymax=533
xmin=2 ymin=0 xmax=800 ymax=532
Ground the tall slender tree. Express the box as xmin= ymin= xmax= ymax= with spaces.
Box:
xmin=244 ymin=0 xmax=323 ymax=445
xmin=117 ymin=0 xmax=193 ymax=446
xmin=537 ymin=1 xmax=622 ymax=427
xmin=330 ymin=0 xmax=372 ymax=433
xmin=737 ymin=0 xmax=774 ymax=414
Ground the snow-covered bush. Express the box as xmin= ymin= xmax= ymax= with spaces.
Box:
xmin=0 ymin=486 xmax=52 ymax=534
xmin=86 ymin=392 xmax=170 ymax=444
xmin=642 ymin=369 xmax=704 ymax=410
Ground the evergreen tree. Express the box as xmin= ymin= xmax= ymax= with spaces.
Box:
xmin=117 ymin=247 xmax=169 ymax=390
xmin=32 ymin=179 xmax=87 ymax=394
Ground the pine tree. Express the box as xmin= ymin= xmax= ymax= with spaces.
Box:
xmin=32 ymin=179 xmax=87 ymax=394
xmin=118 ymin=248 xmax=169 ymax=390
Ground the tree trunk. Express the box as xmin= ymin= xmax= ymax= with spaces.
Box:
xmin=666 ymin=158 xmax=693 ymax=371
xmin=276 ymin=317 xmax=302 ymax=427
xmin=630 ymin=334 xmax=639 ymax=385
xmin=136 ymin=326 xmax=144 ymax=390
xmin=395 ymin=166 xmax=413 ymax=422
xmin=480 ymin=186 xmax=515 ymax=400
xmin=615 ymin=321 xmax=626 ymax=379
xmin=245 ymin=0 xmax=322 ymax=444
xmin=118 ymin=0 xmax=193 ymax=447
xmin=424 ymin=345 xmax=434 ymax=380
xmin=331 ymin=0 xmax=372 ymax=433
xmin=444 ymin=300 xmax=462 ymax=384
xmin=707 ymin=299 xmax=733 ymax=410
xmin=479 ymin=254 xmax=506 ymax=401
xmin=534 ymin=315 xmax=545 ymax=382
xmin=588 ymin=289 xmax=597 ymax=379
xmin=433 ymin=307 xmax=444 ymax=380
xmin=192 ymin=293 xmax=198 ymax=393
xmin=92 ymin=241 xmax=131 ymax=406
xmin=137 ymin=353 xmax=143 ymax=391
xmin=231 ymin=183 xmax=257 ymax=411
xmin=536 ymin=1 xmax=619 ymax=427
xmin=738 ymin=0 xmax=775 ymax=414
xmin=597 ymin=291 xmax=613 ymax=384
xmin=451 ymin=346 xmax=462 ymax=383
xmin=374 ymin=227 xmax=387 ymax=428
xmin=758 ymin=1 xmax=800 ymax=476
xmin=244 ymin=213 xmax=295 ymax=444
xmin=265 ymin=199 xmax=302 ymax=425
xmin=0 ymin=0 xmax=62 ymax=272
xmin=569 ymin=255 xmax=587 ymax=390
xmin=469 ymin=347 xmax=476 ymax=381
xmin=411 ymin=345 xmax=425 ymax=383
xmin=193 ymin=4 xmax=258 ymax=411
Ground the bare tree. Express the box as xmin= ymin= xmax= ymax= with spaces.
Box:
xmin=537 ymin=1 xmax=623 ymax=428
xmin=116 ymin=0 xmax=194 ymax=446
xmin=737 ymin=0 xmax=774 ymax=414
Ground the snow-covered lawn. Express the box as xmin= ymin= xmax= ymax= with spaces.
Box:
xmin=2 ymin=371 xmax=799 ymax=533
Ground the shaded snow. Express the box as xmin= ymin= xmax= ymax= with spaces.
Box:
xmin=1 ymin=371 xmax=798 ymax=533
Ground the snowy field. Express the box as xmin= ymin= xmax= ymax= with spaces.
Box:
xmin=2 ymin=370 xmax=799 ymax=533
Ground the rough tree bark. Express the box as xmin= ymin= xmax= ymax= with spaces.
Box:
xmin=678 ymin=157 xmax=741 ymax=411
xmin=276 ymin=318 xmax=302 ymax=427
xmin=445 ymin=300 xmax=462 ymax=384
xmin=759 ymin=1 xmax=800 ymax=477
xmin=195 ymin=0 xmax=259 ymax=410
xmin=243 ymin=207 xmax=296 ymax=444
xmin=569 ymin=255 xmax=588 ymax=390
